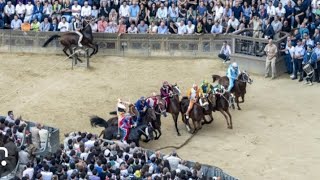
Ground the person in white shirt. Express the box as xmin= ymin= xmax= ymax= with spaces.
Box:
xmin=90 ymin=20 xmax=98 ymax=32
xmin=148 ymin=21 xmax=158 ymax=34
xmin=39 ymin=126 xmax=49 ymax=150
xmin=266 ymin=1 xmax=276 ymax=17
xmin=218 ymin=41 xmax=232 ymax=62
xmin=163 ymin=151 xmax=181 ymax=171
xmin=156 ymin=3 xmax=167 ymax=21
xmin=186 ymin=20 xmax=194 ymax=34
xmin=214 ymin=2 xmax=224 ymax=22
xmin=15 ymin=1 xmax=25 ymax=21
xmin=11 ymin=15 xmax=22 ymax=30
xmin=119 ymin=1 xmax=130 ymax=22
xmin=41 ymin=165 xmax=53 ymax=180
xmin=127 ymin=23 xmax=138 ymax=34
xmin=168 ymin=3 xmax=178 ymax=22
xmin=176 ymin=20 xmax=186 ymax=35
xmin=58 ymin=17 xmax=69 ymax=32
xmin=22 ymin=162 xmax=34 ymax=180
xmin=71 ymin=0 xmax=81 ymax=17
xmin=42 ymin=1 xmax=53 ymax=19
xmin=275 ymin=2 xmax=286 ymax=20
xmin=226 ymin=16 xmax=239 ymax=33
xmin=4 ymin=1 xmax=15 ymax=26
xmin=5 ymin=111 xmax=15 ymax=124
xmin=81 ymin=1 xmax=92 ymax=17
xmin=24 ymin=1 xmax=34 ymax=23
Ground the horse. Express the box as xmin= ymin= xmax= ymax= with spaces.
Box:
xmin=214 ymin=91 xmax=233 ymax=129
xmin=212 ymin=71 xmax=253 ymax=110
xmin=165 ymin=83 xmax=182 ymax=136
xmin=42 ymin=17 xmax=98 ymax=62
xmin=152 ymin=95 xmax=167 ymax=139
xmin=180 ymin=96 xmax=209 ymax=133
xmin=202 ymin=93 xmax=216 ymax=125
xmin=90 ymin=107 xmax=157 ymax=146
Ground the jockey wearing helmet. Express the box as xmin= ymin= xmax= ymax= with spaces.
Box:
xmin=134 ymin=96 xmax=149 ymax=126
xmin=226 ymin=62 xmax=240 ymax=92
xmin=73 ymin=16 xmax=83 ymax=47
xmin=185 ymin=84 xmax=204 ymax=119
xmin=117 ymin=99 xmax=133 ymax=143
xmin=200 ymin=80 xmax=214 ymax=96
xmin=160 ymin=81 xmax=173 ymax=109
xmin=146 ymin=92 xmax=158 ymax=108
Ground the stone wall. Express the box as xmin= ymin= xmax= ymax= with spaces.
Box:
xmin=0 ymin=29 xmax=288 ymax=75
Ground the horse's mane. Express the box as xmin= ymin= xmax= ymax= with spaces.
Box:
xmin=212 ymin=74 xmax=221 ymax=82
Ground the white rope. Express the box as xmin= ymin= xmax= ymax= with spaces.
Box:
xmin=0 ymin=52 xmax=78 ymax=103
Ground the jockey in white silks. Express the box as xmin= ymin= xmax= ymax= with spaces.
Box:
xmin=73 ymin=17 xmax=83 ymax=47
xmin=226 ymin=62 xmax=240 ymax=92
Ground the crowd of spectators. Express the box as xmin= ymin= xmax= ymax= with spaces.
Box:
xmin=0 ymin=111 xmax=222 ymax=180
xmin=0 ymin=0 xmax=318 ymax=37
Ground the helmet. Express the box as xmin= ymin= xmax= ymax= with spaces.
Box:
xmin=140 ymin=96 xmax=145 ymax=102
xmin=163 ymin=81 xmax=169 ymax=86
xmin=232 ymin=62 xmax=238 ymax=68
xmin=151 ymin=92 xmax=157 ymax=96
xmin=203 ymin=80 xmax=208 ymax=85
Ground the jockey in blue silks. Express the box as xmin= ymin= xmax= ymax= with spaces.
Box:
xmin=226 ymin=62 xmax=241 ymax=92
xmin=134 ymin=97 xmax=149 ymax=126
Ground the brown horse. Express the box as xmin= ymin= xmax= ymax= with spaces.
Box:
xmin=42 ymin=17 xmax=98 ymax=61
xmin=167 ymin=84 xmax=182 ymax=136
xmin=212 ymin=71 xmax=253 ymax=110
xmin=202 ymin=93 xmax=216 ymax=125
xmin=214 ymin=91 xmax=233 ymax=129
xmin=152 ymin=95 xmax=167 ymax=139
xmin=180 ymin=96 xmax=209 ymax=133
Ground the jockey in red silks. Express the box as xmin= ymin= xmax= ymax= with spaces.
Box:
xmin=160 ymin=81 xmax=173 ymax=110
xmin=117 ymin=99 xmax=132 ymax=143
xmin=146 ymin=92 xmax=158 ymax=108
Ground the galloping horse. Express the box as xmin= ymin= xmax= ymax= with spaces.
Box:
xmin=212 ymin=71 xmax=253 ymax=110
xmin=214 ymin=91 xmax=233 ymax=129
xmin=167 ymin=84 xmax=182 ymax=136
xmin=152 ymin=95 xmax=167 ymax=139
xmin=42 ymin=17 xmax=98 ymax=61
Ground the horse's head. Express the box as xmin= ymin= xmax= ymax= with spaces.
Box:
xmin=239 ymin=71 xmax=253 ymax=84
xmin=156 ymin=96 xmax=167 ymax=117
xmin=145 ymin=123 xmax=154 ymax=140
xmin=129 ymin=104 xmax=139 ymax=117
xmin=200 ymin=96 xmax=210 ymax=111
xmin=171 ymin=83 xmax=181 ymax=96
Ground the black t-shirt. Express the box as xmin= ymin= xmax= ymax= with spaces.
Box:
xmin=169 ymin=24 xmax=178 ymax=34
xmin=99 ymin=6 xmax=111 ymax=17
xmin=205 ymin=23 xmax=213 ymax=33
xmin=282 ymin=25 xmax=291 ymax=33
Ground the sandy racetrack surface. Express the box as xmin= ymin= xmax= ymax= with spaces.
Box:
xmin=0 ymin=53 xmax=319 ymax=179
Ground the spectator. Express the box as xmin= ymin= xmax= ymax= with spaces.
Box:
xmin=271 ymin=16 xmax=283 ymax=39
xmin=41 ymin=164 xmax=53 ymax=180
xmin=281 ymin=37 xmax=295 ymax=75
xmin=147 ymin=3 xmax=157 ymax=24
xmin=242 ymin=1 xmax=251 ymax=23
xmin=90 ymin=19 xmax=98 ymax=32
xmin=156 ymin=3 xmax=168 ymax=22
xmin=168 ymin=20 xmax=177 ymax=34
xmin=294 ymin=0 xmax=307 ymax=27
xmin=293 ymin=39 xmax=305 ymax=81
xmin=299 ymin=22 xmax=309 ymax=36
xmin=139 ymin=4 xmax=147 ymax=23
xmin=52 ymin=0 xmax=62 ymax=21
xmin=15 ymin=1 xmax=25 ymax=21
xmin=61 ymin=0 xmax=72 ymax=22
xmin=232 ymin=1 xmax=243 ymax=20
xmin=313 ymin=42 xmax=320 ymax=82
xmin=105 ymin=22 xmax=117 ymax=33
xmin=204 ymin=18 xmax=213 ymax=33
xmin=137 ymin=20 xmax=148 ymax=34
xmin=250 ymin=14 xmax=262 ymax=38
xmin=117 ymin=19 xmax=127 ymax=36
xmin=5 ymin=111 xmax=15 ymax=124
xmin=264 ymin=38 xmax=278 ymax=79
xmin=50 ymin=18 xmax=58 ymax=31
xmin=304 ymin=33 xmax=314 ymax=47
xmin=214 ymin=1 xmax=224 ymax=22
xmin=127 ymin=23 xmax=138 ymax=34
xmin=186 ymin=20 xmax=194 ymax=34
xmin=21 ymin=19 xmax=31 ymax=31
xmin=176 ymin=20 xmax=186 ymax=35
xmin=302 ymin=45 xmax=317 ymax=85
xmin=211 ymin=20 xmax=223 ymax=34
xmin=157 ymin=21 xmax=168 ymax=34
xmin=42 ymin=1 xmax=53 ymax=21
xmin=207 ymin=2 xmax=214 ymax=20
xmin=223 ymin=4 xmax=233 ymax=18
xmin=148 ymin=20 xmax=158 ymax=34
xmin=98 ymin=1 xmax=110 ymax=18
xmin=109 ymin=9 xmax=118 ymax=23
xmin=22 ymin=162 xmax=34 ymax=179
xmin=266 ymin=1 xmax=276 ymax=17
xmin=314 ymin=28 xmax=320 ymax=44
xmin=97 ymin=16 xmax=107 ymax=32
xmin=32 ymin=1 xmax=43 ymax=22
xmin=129 ymin=1 xmax=139 ymax=25
xmin=58 ymin=17 xmax=69 ymax=32
xmin=262 ymin=19 xmax=275 ymax=39
xmin=226 ymin=16 xmax=239 ymax=33
xmin=39 ymin=124 xmax=49 ymax=149
xmin=4 ymin=1 xmax=15 ymax=27
xmin=0 ymin=15 xmax=3 ymax=29
xmin=218 ymin=41 xmax=231 ymax=62
xmin=71 ymin=0 xmax=82 ymax=17
xmin=119 ymin=1 xmax=130 ymax=22
xmin=168 ymin=3 xmax=178 ymax=22
xmin=275 ymin=2 xmax=286 ymax=21
xmin=164 ymin=151 xmax=181 ymax=171
xmin=91 ymin=5 xmax=98 ymax=18
xmin=11 ymin=15 xmax=23 ymax=30
xmin=196 ymin=1 xmax=207 ymax=17
xmin=186 ymin=7 xmax=196 ymax=25
xmin=284 ymin=0 xmax=295 ymax=28
xmin=39 ymin=17 xmax=51 ymax=32
xmin=281 ymin=20 xmax=291 ymax=33
xmin=195 ymin=21 xmax=204 ymax=35
xmin=81 ymin=1 xmax=92 ymax=17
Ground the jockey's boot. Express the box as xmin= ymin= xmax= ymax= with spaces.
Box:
xmin=78 ymin=43 xmax=83 ymax=47
xmin=185 ymin=114 xmax=189 ymax=120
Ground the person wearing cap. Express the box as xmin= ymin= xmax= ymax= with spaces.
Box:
xmin=73 ymin=16 xmax=83 ymax=47
xmin=292 ymin=38 xmax=306 ymax=81
xmin=226 ymin=62 xmax=240 ymax=92
xmin=264 ymin=38 xmax=278 ymax=79
xmin=185 ymin=84 xmax=203 ymax=120
xmin=160 ymin=81 xmax=173 ymax=109
xmin=302 ymin=45 xmax=317 ymax=85
xmin=313 ymin=42 xmax=320 ymax=82
xmin=146 ymin=92 xmax=158 ymax=108
xmin=134 ymin=96 xmax=149 ymax=126
xmin=218 ymin=41 xmax=231 ymax=63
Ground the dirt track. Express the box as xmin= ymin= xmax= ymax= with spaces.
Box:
xmin=0 ymin=53 xmax=319 ymax=180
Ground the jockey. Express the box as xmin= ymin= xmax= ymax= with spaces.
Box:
xmin=134 ymin=96 xmax=149 ymax=126
xmin=160 ymin=81 xmax=173 ymax=109
xmin=226 ymin=62 xmax=240 ymax=92
xmin=185 ymin=84 xmax=204 ymax=119
xmin=117 ymin=99 xmax=132 ymax=143
xmin=73 ymin=16 xmax=83 ymax=47
xmin=200 ymin=80 xmax=214 ymax=96
xmin=146 ymin=92 xmax=158 ymax=108
xmin=213 ymin=83 xmax=226 ymax=94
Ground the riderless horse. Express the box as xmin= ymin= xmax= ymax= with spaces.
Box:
xmin=42 ymin=17 xmax=98 ymax=62
xmin=212 ymin=71 xmax=253 ymax=110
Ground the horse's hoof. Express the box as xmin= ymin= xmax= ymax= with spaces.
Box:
xmin=155 ymin=137 xmax=159 ymax=140
xmin=228 ymin=126 xmax=233 ymax=129
xmin=177 ymin=133 xmax=181 ymax=136
xmin=238 ymin=108 xmax=241 ymax=110
xmin=143 ymin=139 xmax=149 ymax=143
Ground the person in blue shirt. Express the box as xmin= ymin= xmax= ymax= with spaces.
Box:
xmin=32 ymin=1 xmax=43 ymax=22
xmin=226 ymin=62 xmax=240 ymax=92
xmin=134 ymin=97 xmax=149 ymax=126
xmin=302 ymin=45 xmax=317 ymax=85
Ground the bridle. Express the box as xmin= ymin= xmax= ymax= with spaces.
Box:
xmin=238 ymin=72 xmax=252 ymax=84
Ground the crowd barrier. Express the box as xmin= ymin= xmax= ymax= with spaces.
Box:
xmin=0 ymin=29 xmax=289 ymax=75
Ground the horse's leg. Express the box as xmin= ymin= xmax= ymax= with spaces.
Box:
xmin=207 ymin=114 xmax=214 ymax=124
xmin=63 ymin=46 xmax=71 ymax=58
xmin=236 ymin=95 xmax=241 ymax=110
xmin=86 ymin=43 xmax=96 ymax=57
xmin=240 ymin=94 xmax=245 ymax=103
xmin=153 ymin=129 xmax=158 ymax=140
xmin=202 ymin=114 xmax=214 ymax=125
xmin=157 ymin=128 xmax=162 ymax=139
xmin=219 ymin=109 xmax=230 ymax=129
xmin=225 ymin=109 xmax=233 ymax=129
xmin=172 ymin=113 xmax=181 ymax=136
xmin=191 ymin=118 xmax=197 ymax=134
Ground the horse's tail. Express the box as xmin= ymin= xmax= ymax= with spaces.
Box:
xmin=90 ymin=116 xmax=109 ymax=128
xmin=212 ymin=74 xmax=221 ymax=82
xmin=42 ymin=34 xmax=61 ymax=47
xmin=109 ymin=111 xmax=117 ymax=115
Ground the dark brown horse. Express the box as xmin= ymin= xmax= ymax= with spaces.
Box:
xmin=202 ymin=93 xmax=216 ymax=125
xmin=167 ymin=84 xmax=182 ymax=136
xmin=180 ymin=96 xmax=209 ymax=133
xmin=42 ymin=17 xmax=98 ymax=61
xmin=212 ymin=71 xmax=253 ymax=110
xmin=214 ymin=91 xmax=233 ymax=129
xmin=152 ymin=95 xmax=167 ymax=139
